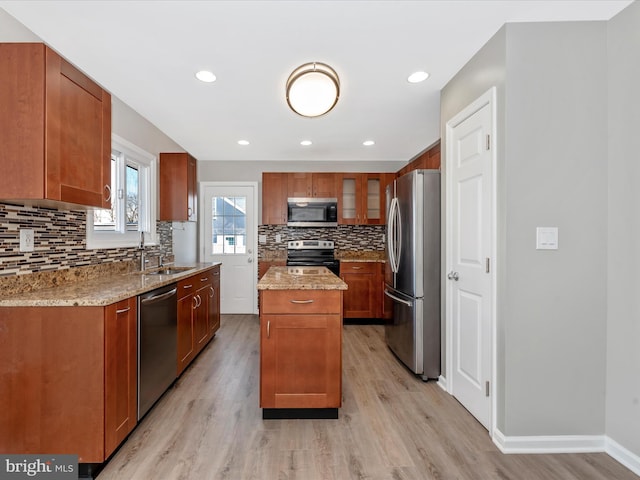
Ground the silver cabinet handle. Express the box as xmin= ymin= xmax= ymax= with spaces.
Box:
xmin=447 ymin=271 xmax=459 ymax=281
xmin=351 ymin=266 xmax=363 ymax=270
xmin=183 ymin=284 xmax=193 ymax=289
xmin=267 ymin=320 xmax=270 ymax=339
xmin=192 ymin=296 xmax=198 ymax=308
xmin=201 ymin=277 xmax=208 ymax=282
xmin=209 ymin=286 xmax=214 ymax=298
xmin=290 ymin=299 xmax=314 ymax=304
xmin=104 ymin=184 xmax=112 ymax=202
xmin=115 ymin=307 xmax=130 ymax=314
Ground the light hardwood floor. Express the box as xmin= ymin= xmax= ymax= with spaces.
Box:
xmin=97 ymin=315 xmax=637 ymax=480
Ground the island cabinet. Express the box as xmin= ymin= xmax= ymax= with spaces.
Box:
xmin=260 ymin=289 xmax=343 ymax=416
xmin=159 ymin=152 xmax=198 ymax=222
xmin=0 ymin=297 xmax=137 ymax=463
xmin=262 ymin=172 xmax=288 ymax=224
xmin=340 ymin=261 xmax=382 ymax=318
xmin=0 ymin=43 xmax=112 ymax=209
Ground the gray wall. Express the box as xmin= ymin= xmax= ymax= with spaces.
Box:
xmin=442 ymin=21 xmax=610 ymax=437
xmin=606 ymin=1 xmax=640 ymax=457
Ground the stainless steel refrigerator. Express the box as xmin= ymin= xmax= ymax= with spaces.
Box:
xmin=385 ymin=169 xmax=440 ymax=380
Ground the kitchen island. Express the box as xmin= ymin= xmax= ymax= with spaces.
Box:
xmin=257 ymin=266 xmax=347 ymax=419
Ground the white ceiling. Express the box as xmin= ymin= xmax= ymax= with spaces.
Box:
xmin=0 ymin=1 xmax=631 ymax=163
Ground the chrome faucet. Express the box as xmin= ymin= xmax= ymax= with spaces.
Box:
xmin=139 ymin=232 xmax=146 ymax=271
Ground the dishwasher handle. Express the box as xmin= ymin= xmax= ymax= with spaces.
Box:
xmin=141 ymin=288 xmax=177 ymax=305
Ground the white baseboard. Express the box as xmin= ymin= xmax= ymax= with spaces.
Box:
xmin=492 ymin=429 xmax=605 ymax=453
xmin=606 ymin=436 xmax=640 ymax=476
xmin=436 ymin=375 xmax=448 ymax=392
xmin=492 ymin=430 xmax=640 ymax=476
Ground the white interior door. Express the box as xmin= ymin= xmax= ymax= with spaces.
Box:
xmin=201 ymin=182 xmax=258 ymax=314
xmin=445 ymin=89 xmax=495 ymax=430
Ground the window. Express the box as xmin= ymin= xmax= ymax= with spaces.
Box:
xmin=86 ymin=134 xmax=157 ymax=249
xmin=212 ymin=196 xmax=246 ymax=254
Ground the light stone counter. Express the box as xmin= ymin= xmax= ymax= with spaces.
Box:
xmin=257 ymin=266 xmax=347 ymax=291
xmin=336 ymin=250 xmax=386 ymax=262
xmin=0 ymin=262 xmax=221 ymax=307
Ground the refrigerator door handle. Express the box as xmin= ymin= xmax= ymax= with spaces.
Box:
xmin=388 ymin=197 xmax=401 ymax=273
xmin=384 ymin=289 xmax=413 ymax=307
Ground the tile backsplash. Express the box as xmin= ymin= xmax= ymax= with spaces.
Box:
xmin=0 ymin=203 xmax=172 ymax=277
xmin=258 ymin=224 xmax=385 ymax=259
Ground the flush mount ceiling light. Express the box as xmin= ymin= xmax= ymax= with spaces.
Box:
xmin=286 ymin=62 xmax=340 ymax=117
xmin=300 ymin=140 xmax=312 ymax=146
xmin=237 ymin=140 xmax=250 ymax=146
xmin=407 ymin=71 xmax=429 ymax=83
xmin=195 ymin=70 xmax=216 ymax=83
xmin=363 ymin=140 xmax=375 ymax=146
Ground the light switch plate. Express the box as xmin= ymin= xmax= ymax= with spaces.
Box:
xmin=20 ymin=229 xmax=35 ymax=252
xmin=536 ymin=227 xmax=558 ymax=250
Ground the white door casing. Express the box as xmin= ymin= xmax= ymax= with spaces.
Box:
xmin=200 ymin=182 xmax=258 ymax=314
xmin=445 ymin=88 xmax=496 ymax=432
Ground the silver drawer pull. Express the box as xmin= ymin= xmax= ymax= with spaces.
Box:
xmin=116 ymin=307 xmax=130 ymax=314
xmin=290 ymin=299 xmax=314 ymax=304
xmin=201 ymin=277 xmax=208 ymax=282
xmin=183 ymin=284 xmax=193 ymax=289
xmin=351 ymin=266 xmax=363 ymax=270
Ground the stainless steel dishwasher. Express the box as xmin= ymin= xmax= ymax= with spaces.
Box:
xmin=138 ymin=283 xmax=178 ymax=420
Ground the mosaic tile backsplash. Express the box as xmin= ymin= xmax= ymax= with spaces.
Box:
xmin=258 ymin=224 xmax=385 ymax=259
xmin=0 ymin=203 xmax=173 ymax=277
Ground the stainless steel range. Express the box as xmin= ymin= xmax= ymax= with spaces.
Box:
xmin=286 ymin=240 xmax=340 ymax=275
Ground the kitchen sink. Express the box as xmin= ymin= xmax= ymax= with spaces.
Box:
xmin=134 ymin=266 xmax=194 ymax=276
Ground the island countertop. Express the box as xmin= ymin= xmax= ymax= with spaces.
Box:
xmin=257 ymin=266 xmax=348 ymax=291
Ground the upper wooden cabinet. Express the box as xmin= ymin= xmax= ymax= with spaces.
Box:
xmin=160 ymin=152 xmax=198 ymax=222
xmin=339 ymin=173 xmax=394 ymax=225
xmin=262 ymin=172 xmax=288 ymax=224
xmin=287 ymin=172 xmax=338 ymax=198
xmin=0 ymin=43 xmax=111 ymax=209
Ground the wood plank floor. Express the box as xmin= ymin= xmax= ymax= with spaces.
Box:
xmin=97 ymin=315 xmax=637 ymax=480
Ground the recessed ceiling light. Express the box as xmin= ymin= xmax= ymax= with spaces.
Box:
xmin=300 ymin=140 xmax=312 ymax=146
xmin=407 ymin=71 xmax=429 ymax=83
xmin=237 ymin=140 xmax=250 ymax=146
xmin=195 ymin=70 xmax=216 ymax=83
xmin=363 ymin=140 xmax=375 ymax=146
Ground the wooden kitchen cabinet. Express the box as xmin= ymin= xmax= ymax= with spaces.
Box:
xmin=160 ymin=152 xmax=198 ymax=221
xmin=260 ymin=289 xmax=342 ymax=410
xmin=209 ymin=265 xmax=221 ymax=335
xmin=0 ymin=43 xmax=111 ymax=209
xmin=177 ymin=277 xmax=196 ymax=375
xmin=287 ymin=172 xmax=338 ymax=198
xmin=0 ymin=298 xmax=137 ymax=463
xmin=340 ymin=261 xmax=381 ymax=318
xmin=262 ymin=172 xmax=288 ymax=224
xmin=104 ymin=297 xmax=138 ymax=456
xmin=339 ymin=173 xmax=393 ymax=225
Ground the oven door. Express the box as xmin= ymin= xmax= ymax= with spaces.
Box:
xmin=286 ymin=259 xmax=340 ymax=276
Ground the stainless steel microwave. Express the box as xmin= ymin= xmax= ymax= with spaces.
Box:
xmin=287 ymin=197 xmax=338 ymax=227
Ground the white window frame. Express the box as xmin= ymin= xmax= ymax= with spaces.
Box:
xmin=86 ymin=134 xmax=157 ymax=249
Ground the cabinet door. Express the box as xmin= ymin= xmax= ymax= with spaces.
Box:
xmin=262 ymin=173 xmax=288 ymax=224
xmin=160 ymin=152 xmax=198 ymax=222
xmin=287 ymin=172 xmax=312 ymax=197
xmin=104 ymin=297 xmax=137 ymax=456
xmin=339 ymin=173 xmax=363 ymax=224
xmin=194 ymin=285 xmax=210 ymax=352
xmin=312 ymin=173 xmax=338 ymax=198
xmin=363 ymin=174 xmax=383 ymax=225
xmin=340 ymin=262 xmax=378 ymax=318
xmin=209 ymin=267 xmax=221 ymax=335
xmin=177 ymin=293 xmax=195 ymax=375
xmin=260 ymin=314 xmax=342 ymax=409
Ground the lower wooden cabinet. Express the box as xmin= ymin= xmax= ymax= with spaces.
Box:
xmin=260 ymin=289 xmax=342 ymax=409
xmin=340 ymin=261 xmax=382 ymax=318
xmin=177 ymin=266 xmax=221 ymax=375
xmin=0 ymin=298 xmax=137 ymax=463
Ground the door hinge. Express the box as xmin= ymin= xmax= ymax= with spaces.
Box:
xmin=486 ymin=134 xmax=491 ymax=151
xmin=485 ymin=257 xmax=490 ymax=273
xmin=485 ymin=381 xmax=490 ymax=397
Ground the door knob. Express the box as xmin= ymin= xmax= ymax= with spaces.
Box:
xmin=447 ymin=271 xmax=459 ymax=281
xmin=248 ymin=257 xmax=253 ymax=263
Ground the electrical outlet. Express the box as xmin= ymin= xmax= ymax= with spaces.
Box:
xmin=20 ymin=229 xmax=35 ymax=252
xmin=258 ymin=234 xmax=267 ymax=244
xmin=275 ymin=234 xmax=282 ymax=243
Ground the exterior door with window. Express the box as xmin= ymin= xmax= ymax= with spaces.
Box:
xmin=201 ymin=182 xmax=257 ymax=314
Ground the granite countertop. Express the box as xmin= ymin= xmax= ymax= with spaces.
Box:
xmin=0 ymin=262 xmax=221 ymax=307
xmin=336 ymin=250 xmax=386 ymax=262
xmin=257 ymin=266 xmax=348 ymax=291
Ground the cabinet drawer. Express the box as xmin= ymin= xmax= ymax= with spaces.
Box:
xmin=340 ymin=262 xmax=378 ymax=274
xmin=261 ymin=290 xmax=342 ymax=314
xmin=178 ymin=277 xmax=196 ymax=298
